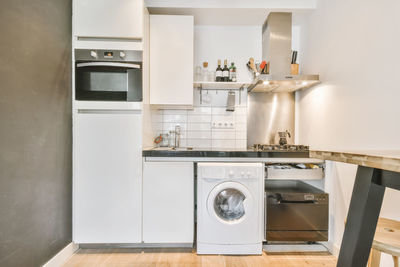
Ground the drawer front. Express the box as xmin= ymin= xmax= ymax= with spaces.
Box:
xmin=267 ymin=203 xmax=328 ymax=231
xmin=267 ymin=230 xmax=328 ymax=242
xmin=267 ymin=167 xmax=324 ymax=180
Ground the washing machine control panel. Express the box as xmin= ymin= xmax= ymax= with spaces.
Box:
xmin=227 ymin=168 xmax=257 ymax=179
xmin=199 ymin=163 xmax=262 ymax=180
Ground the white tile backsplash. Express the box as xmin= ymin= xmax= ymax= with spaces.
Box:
xmin=163 ymin=109 xmax=188 ymax=115
xmin=163 ymin=114 xmax=187 ymax=123
xmin=235 ymin=139 xmax=247 ymax=149
xmin=212 ymin=114 xmax=235 ymax=122
xmin=150 ymin=90 xmax=248 ymax=149
xmin=211 ymin=107 xmax=235 ymax=115
xmin=187 ymin=122 xmax=212 ymax=131
xmin=212 ymin=130 xmax=236 ymax=139
xmin=178 ymin=139 xmax=187 ymax=147
xmin=235 ymin=115 xmax=247 ymax=123
xmin=188 ymin=107 xmax=212 ymax=115
xmin=188 ymin=114 xmax=212 ymax=123
xmin=162 ymin=122 xmax=187 ymax=132
xmin=235 ymin=107 xmax=247 ymax=115
xmin=212 ymin=139 xmax=236 ymax=148
xmin=187 ymin=139 xmax=212 ymax=148
xmin=235 ymin=131 xmax=247 ymax=140
xmin=236 ymin=123 xmax=247 ymax=131
xmin=151 ymin=114 xmax=163 ymax=122
xmin=187 ymin=131 xmax=212 ymax=139
xmin=152 ymin=122 xmax=163 ymax=131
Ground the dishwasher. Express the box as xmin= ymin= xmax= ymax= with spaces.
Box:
xmin=265 ymin=164 xmax=329 ymax=242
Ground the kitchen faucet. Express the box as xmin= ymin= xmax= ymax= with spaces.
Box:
xmin=173 ymin=125 xmax=181 ymax=148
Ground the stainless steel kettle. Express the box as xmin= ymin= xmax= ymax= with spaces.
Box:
xmin=278 ymin=130 xmax=291 ymax=145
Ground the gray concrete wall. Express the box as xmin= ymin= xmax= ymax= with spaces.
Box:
xmin=0 ymin=0 xmax=72 ymax=266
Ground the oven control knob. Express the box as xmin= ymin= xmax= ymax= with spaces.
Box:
xmin=90 ymin=51 xmax=98 ymax=59
xmin=120 ymin=51 xmax=126 ymax=58
xmin=247 ymin=171 xmax=251 ymax=177
xmin=240 ymin=171 xmax=245 ymax=177
xmin=228 ymin=170 xmax=234 ymax=177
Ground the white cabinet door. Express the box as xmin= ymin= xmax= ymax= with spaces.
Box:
xmin=74 ymin=0 xmax=143 ymax=39
xmin=150 ymin=15 xmax=194 ymax=107
xmin=143 ymin=161 xmax=194 ymax=243
xmin=73 ymin=110 xmax=142 ymax=243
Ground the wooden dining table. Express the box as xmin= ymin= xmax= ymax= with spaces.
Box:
xmin=310 ymin=150 xmax=400 ymax=267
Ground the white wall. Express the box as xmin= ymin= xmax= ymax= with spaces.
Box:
xmin=194 ymin=25 xmax=261 ymax=83
xmin=296 ymin=0 xmax=400 ymax=264
xmin=146 ymin=0 xmax=317 ymax=9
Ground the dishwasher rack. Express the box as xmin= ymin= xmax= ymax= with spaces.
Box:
xmin=265 ymin=163 xmax=325 ymax=180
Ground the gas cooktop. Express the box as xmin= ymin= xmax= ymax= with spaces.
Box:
xmin=252 ymin=144 xmax=309 ymax=152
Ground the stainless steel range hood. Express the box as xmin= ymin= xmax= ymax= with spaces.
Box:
xmin=248 ymin=12 xmax=319 ymax=93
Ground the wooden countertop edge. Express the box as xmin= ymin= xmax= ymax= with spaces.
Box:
xmin=310 ymin=150 xmax=400 ymax=173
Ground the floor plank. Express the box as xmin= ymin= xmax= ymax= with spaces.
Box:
xmin=63 ymin=248 xmax=337 ymax=267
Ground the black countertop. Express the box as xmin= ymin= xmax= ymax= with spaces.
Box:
xmin=142 ymin=148 xmax=309 ymax=158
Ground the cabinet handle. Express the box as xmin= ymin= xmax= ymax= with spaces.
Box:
xmin=77 ymin=109 xmax=141 ymax=114
xmin=77 ymin=62 xmax=140 ymax=69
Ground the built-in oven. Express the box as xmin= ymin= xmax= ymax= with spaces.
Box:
xmin=74 ymin=49 xmax=142 ymax=102
xmin=265 ymin=180 xmax=329 ymax=242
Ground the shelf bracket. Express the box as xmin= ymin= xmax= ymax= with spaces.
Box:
xmin=199 ymin=84 xmax=203 ymax=105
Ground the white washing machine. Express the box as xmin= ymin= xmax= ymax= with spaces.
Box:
xmin=197 ymin=162 xmax=264 ymax=255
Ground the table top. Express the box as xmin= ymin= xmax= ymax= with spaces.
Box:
xmin=310 ymin=150 xmax=400 ymax=173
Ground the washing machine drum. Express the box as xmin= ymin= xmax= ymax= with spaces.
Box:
xmin=207 ymin=182 xmax=255 ymax=225
xmin=214 ymin=188 xmax=246 ymax=221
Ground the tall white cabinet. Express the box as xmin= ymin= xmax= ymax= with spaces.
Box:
xmin=143 ymin=161 xmax=194 ymax=243
xmin=73 ymin=110 xmax=142 ymax=243
xmin=74 ymin=0 xmax=143 ymax=39
xmin=150 ymin=15 xmax=194 ymax=107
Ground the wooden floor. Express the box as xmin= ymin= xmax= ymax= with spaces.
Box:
xmin=63 ymin=248 xmax=337 ymax=267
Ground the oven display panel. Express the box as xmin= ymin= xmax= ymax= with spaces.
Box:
xmin=104 ymin=51 xmax=113 ymax=58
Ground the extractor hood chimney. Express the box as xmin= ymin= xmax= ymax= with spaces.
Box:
xmin=262 ymin=12 xmax=292 ymax=77
xmin=247 ymin=12 xmax=319 ymax=93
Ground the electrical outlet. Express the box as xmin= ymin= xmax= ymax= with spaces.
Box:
xmin=212 ymin=121 xmax=235 ymax=129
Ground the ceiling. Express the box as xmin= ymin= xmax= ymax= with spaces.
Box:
xmin=147 ymin=8 xmax=272 ymax=25
xmin=145 ymin=0 xmax=317 ymax=25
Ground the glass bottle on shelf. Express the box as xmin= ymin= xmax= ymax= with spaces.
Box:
xmin=215 ymin=59 xmax=223 ymax=82
xmin=229 ymin=62 xmax=237 ymax=82
xmin=222 ymin=59 xmax=229 ymax=82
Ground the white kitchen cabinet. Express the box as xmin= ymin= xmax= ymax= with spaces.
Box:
xmin=73 ymin=110 xmax=142 ymax=243
xmin=74 ymin=0 xmax=143 ymax=39
xmin=150 ymin=15 xmax=194 ymax=107
xmin=143 ymin=161 xmax=194 ymax=243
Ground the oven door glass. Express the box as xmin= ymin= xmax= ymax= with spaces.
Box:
xmin=75 ymin=62 xmax=142 ymax=101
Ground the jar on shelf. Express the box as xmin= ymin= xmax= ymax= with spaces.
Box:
xmin=194 ymin=66 xmax=202 ymax=81
xmin=202 ymin=62 xmax=209 ymax=81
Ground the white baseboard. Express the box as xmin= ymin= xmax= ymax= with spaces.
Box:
xmin=323 ymin=241 xmax=340 ymax=256
xmin=79 ymin=243 xmax=193 ymax=249
xmin=42 ymin=242 xmax=79 ymax=267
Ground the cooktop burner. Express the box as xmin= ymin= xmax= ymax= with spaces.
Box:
xmin=252 ymin=144 xmax=309 ymax=152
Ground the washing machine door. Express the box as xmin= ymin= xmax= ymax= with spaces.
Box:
xmin=202 ymin=181 xmax=259 ymax=244
xmin=208 ymin=182 xmax=253 ymax=223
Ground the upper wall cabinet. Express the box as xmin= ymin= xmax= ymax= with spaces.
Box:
xmin=150 ymin=15 xmax=194 ymax=108
xmin=74 ymin=0 xmax=143 ymax=39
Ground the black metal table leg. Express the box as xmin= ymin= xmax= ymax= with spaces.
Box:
xmin=336 ymin=166 xmax=386 ymax=267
